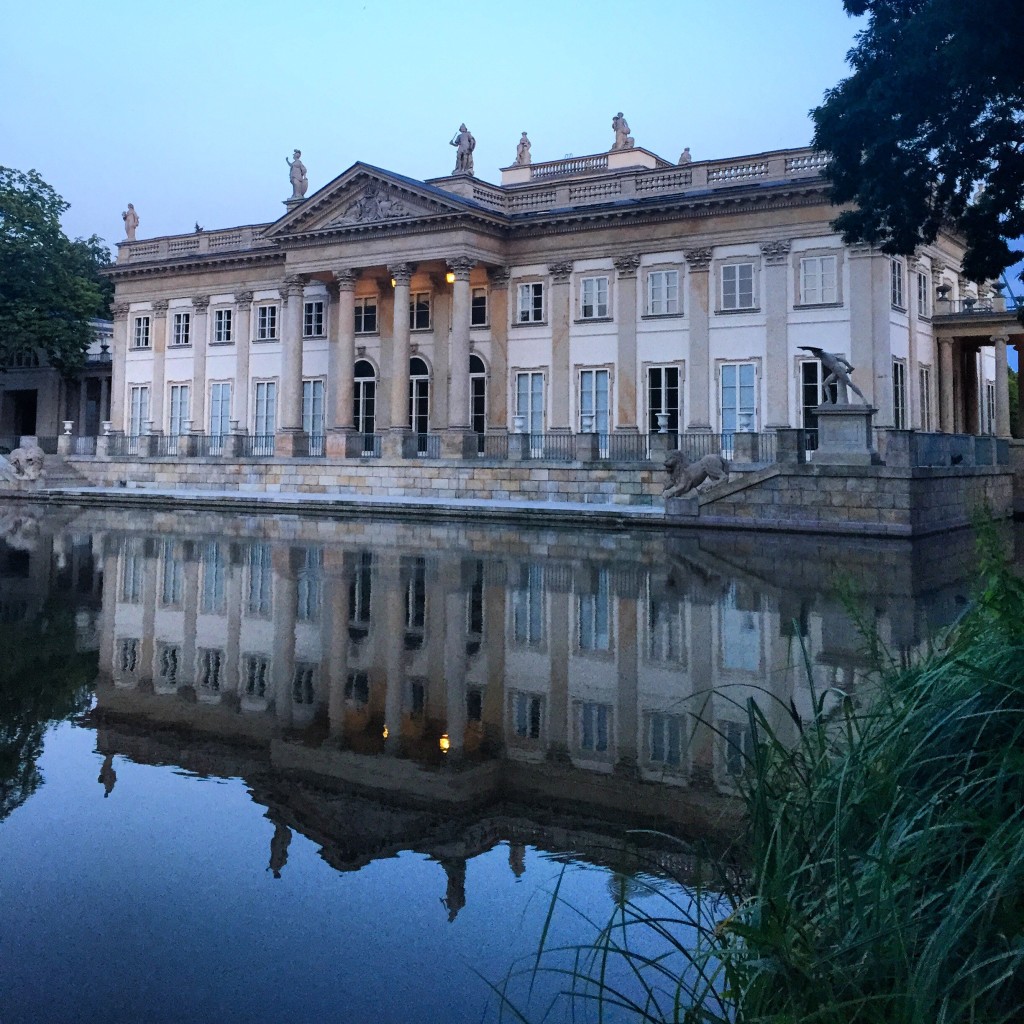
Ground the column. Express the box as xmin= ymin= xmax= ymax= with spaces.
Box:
xmin=109 ymin=303 xmax=129 ymax=430
xmin=683 ymin=248 xmax=712 ymax=430
xmin=234 ymin=291 xmax=253 ymax=430
xmin=388 ymin=263 xmax=414 ymax=438
xmin=614 ymin=254 xmax=641 ymax=430
xmin=100 ymin=375 xmax=110 ymax=424
xmin=329 ymin=270 xmax=357 ymax=440
xmin=547 ymin=261 xmax=573 ymax=430
xmin=1016 ymin=344 xmax=1024 ymax=440
xmin=939 ymin=337 xmax=955 ymax=432
xmin=276 ymin=276 xmax=306 ymax=455
xmin=447 ymin=257 xmax=475 ymax=430
xmin=190 ymin=296 xmax=210 ymax=434
xmin=760 ymin=240 xmax=791 ymax=428
xmin=848 ymin=244 xmax=891 ymax=421
xmin=432 ymin=278 xmax=452 ymax=427
xmin=963 ymin=345 xmax=979 ymax=434
xmin=150 ymin=300 xmax=169 ymax=432
xmin=487 ymin=268 xmax=510 ymax=429
xmin=993 ymin=335 xmax=1010 ymax=438
xmin=77 ymin=379 xmax=87 ymax=433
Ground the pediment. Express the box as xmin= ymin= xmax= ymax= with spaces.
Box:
xmin=265 ymin=164 xmax=494 ymax=239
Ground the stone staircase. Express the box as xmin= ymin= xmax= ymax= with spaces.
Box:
xmin=43 ymin=454 xmax=94 ymax=489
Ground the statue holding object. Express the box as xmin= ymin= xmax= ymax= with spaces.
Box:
xmin=799 ymin=346 xmax=869 ymax=405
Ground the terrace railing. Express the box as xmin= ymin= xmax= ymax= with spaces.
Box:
xmin=480 ymin=434 xmax=509 ymax=459
xmin=242 ymin=434 xmax=275 ymax=457
xmin=308 ymin=434 xmax=326 ymax=457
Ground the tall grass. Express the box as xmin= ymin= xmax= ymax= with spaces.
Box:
xmin=504 ymin=526 xmax=1024 ymax=1024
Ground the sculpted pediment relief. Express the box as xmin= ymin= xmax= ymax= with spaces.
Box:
xmin=328 ymin=182 xmax=419 ymax=227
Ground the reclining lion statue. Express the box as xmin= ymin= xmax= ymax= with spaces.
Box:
xmin=0 ymin=444 xmax=46 ymax=485
xmin=663 ymin=449 xmax=729 ymax=498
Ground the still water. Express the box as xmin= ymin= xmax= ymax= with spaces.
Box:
xmin=0 ymin=504 xmax=1003 ymax=1023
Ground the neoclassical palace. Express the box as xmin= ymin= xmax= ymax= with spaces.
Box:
xmin=105 ymin=121 xmax=1021 ymax=460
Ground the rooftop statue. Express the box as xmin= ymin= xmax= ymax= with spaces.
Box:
xmin=611 ymin=112 xmax=634 ymax=151
xmin=515 ymin=132 xmax=531 ymax=166
xmin=451 ymin=124 xmax=475 ymax=175
xmin=799 ymin=346 xmax=869 ymax=405
xmin=122 ymin=203 xmax=139 ymax=241
xmin=286 ymin=150 xmax=308 ymax=199
xmin=678 ymin=147 xmax=692 ymax=165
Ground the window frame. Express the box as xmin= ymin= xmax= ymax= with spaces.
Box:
xmin=890 ymin=257 xmax=906 ymax=310
xmin=892 ymin=359 xmax=907 ymax=429
xmin=171 ymin=311 xmax=191 ymax=347
xmin=718 ymin=260 xmax=758 ymax=312
xmin=578 ymin=275 xmax=610 ymax=321
xmin=717 ymin=359 xmax=760 ymax=435
xmin=797 ymin=253 xmax=840 ymax=306
xmin=919 ymin=365 xmax=933 ymax=431
xmin=212 ymin=307 xmax=233 ymax=345
xmin=354 ymin=296 xmax=378 ymax=335
xmin=409 ymin=291 xmax=432 ymax=331
xmin=515 ymin=280 xmax=545 ymax=325
xmin=470 ymin=286 xmax=488 ymax=327
xmin=916 ymin=270 xmax=931 ymax=319
xmin=645 ymin=362 xmax=684 ymax=434
xmin=255 ymin=302 xmax=279 ymax=342
xmin=132 ymin=314 xmax=151 ymax=349
xmin=303 ymin=298 xmax=325 ymax=338
xmin=645 ymin=267 xmax=681 ymax=317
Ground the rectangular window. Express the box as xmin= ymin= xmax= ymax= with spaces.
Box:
xmin=297 ymin=548 xmax=323 ymax=623
xmin=720 ymin=362 xmax=757 ymax=434
xmin=580 ymin=276 xmax=609 ymax=319
xmin=157 ymin=643 xmax=180 ymax=688
xmin=917 ymin=271 xmax=930 ymax=317
xmin=985 ymin=382 xmax=996 ymax=435
xmin=118 ymin=638 xmax=139 ymax=674
xmin=213 ymin=308 xmax=232 ymax=343
xmin=800 ymin=359 xmax=835 ymax=451
xmin=515 ymin=371 xmax=545 ymax=434
xmin=892 ymin=360 xmax=907 ymax=429
xmin=471 ymin=287 xmax=488 ymax=326
xmin=168 ymin=384 xmax=190 ymax=436
xmin=132 ymin=315 xmax=151 ymax=349
xmin=799 ymin=255 xmax=838 ymax=305
xmin=647 ymin=270 xmax=680 ymax=315
xmin=247 ymin=543 xmax=272 ymax=617
xmin=253 ymin=381 xmax=277 ymax=439
xmin=129 ymin=385 xmax=150 ymax=436
xmin=210 ymin=382 xmax=231 ymax=439
xmin=648 ymin=713 xmax=684 ymax=766
xmin=517 ymin=282 xmax=544 ymax=323
xmin=302 ymin=379 xmax=325 ymax=450
xmin=919 ymin=366 xmax=933 ymax=431
xmin=409 ymin=292 xmax=431 ymax=330
xmin=513 ymin=691 xmax=544 ymax=740
xmin=120 ymin=549 xmax=145 ymax=603
xmin=171 ymin=311 xmax=191 ymax=347
xmin=354 ymin=297 xmax=377 ymax=334
xmin=579 ymin=368 xmax=610 ymax=435
xmin=245 ymin=655 xmax=269 ymax=698
xmin=890 ymin=258 xmax=905 ymax=308
xmin=722 ymin=263 xmax=755 ymax=310
xmin=161 ymin=539 xmax=183 ymax=607
xmin=199 ymin=648 xmax=223 ymax=693
xmin=303 ymin=299 xmax=325 ymax=337
xmin=578 ymin=569 xmax=612 ymax=652
xmin=256 ymin=304 xmax=278 ymax=340
xmin=512 ymin=564 xmax=544 ymax=646
xmin=720 ymin=582 xmax=762 ymax=673
xmin=577 ymin=702 xmax=611 ymax=753
xmin=200 ymin=542 xmax=226 ymax=616
xmin=647 ymin=366 xmax=681 ymax=434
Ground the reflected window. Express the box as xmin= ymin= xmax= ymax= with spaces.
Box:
xmin=247 ymin=543 xmax=272 ymax=617
xmin=201 ymin=542 xmax=226 ymax=615
xmin=467 ymin=560 xmax=484 ymax=655
xmin=512 ymin=691 xmax=543 ymax=740
xmin=297 ymin=547 xmax=323 ymax=623
xmin=466 ymin=688 xmax=483 ymax=722
xmin=512 ymin=564 xmax=545 ymax=646
xmin=348 ymin=551 xmax=372 ymax=642
xmin=199 ymin=648 xmax=223 ymax=692
xmin=647 ymin=591 xmax=686 ymax=663
xmin=647 ymin=713 xmax=684 ymax=766
xmin=292 ymin=663 xmax=316 ymax=705
xmin=407 ymin=678 xmax=426 ymax=718
xmin=118 ymin=637 xmax=139 ymax=673
xmin=244 ymin=655 xmax=269 ymax=698
xmin=578 ymin=569 xmax=612 ymax=652
xmin=721 ymin=719 xmax=754 ymax=777
xmin=345 ymin=671 xmax=369 ymax=708
xmin=157 ymin=643 xmax=180 ymax=687
xmin=161 ymin=539 xmax=183 ymax=608
xmin=577 ymin=701 xmax=611 ymax=753
xmin=719 ymin=582 xmax=761 ymax=673
xmin=404 ymin=557 xmax=426 ymax=650
xmin=120 ymin=548 xmax=145 ymax=603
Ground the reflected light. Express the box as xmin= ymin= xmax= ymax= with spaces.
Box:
xmin=382 ymin=724 xmax=389 ymax=740
xmin=445 ymin=271 xmax=456 ymax=284
xmin=439 ymin=733 xmax=451 ymax=754
xmin=390 ymin=278 xmax=396 ymax=288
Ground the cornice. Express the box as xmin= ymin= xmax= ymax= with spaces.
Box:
xmin=104 ymin=249 xmax=285 ymax=281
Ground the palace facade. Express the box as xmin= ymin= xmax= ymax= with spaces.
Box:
xmin=105 ymin=129 xmax=1020 ymax=460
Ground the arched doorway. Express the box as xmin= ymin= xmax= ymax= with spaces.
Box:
xmin=354 ymin=359 xmax=376 ymax=450
xmin=409 ymin=356 xmax=430 ymax=452
xmin=470 ymin=353 xmax=487 ymax=453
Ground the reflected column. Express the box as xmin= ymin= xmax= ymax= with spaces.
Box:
xmin=443 ymin=578 xmax=469 ymax=758
xmin=614 ymin=574 xmax=639 ymax=775
xmin=271 ymin=546 xmax=300 ymax=728
xmin=547 ymin=571 xmax=570 ymax=760
xmin=379 ymin=552 xmax=404 ymax=753
xmin=325 ymin=549 xmax=350 ymax=741
xmin=180 ymin=542 xmax=199 ymax=691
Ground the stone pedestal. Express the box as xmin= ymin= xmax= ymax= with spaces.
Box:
xmin=508 ymin=433 xmax=532 ymax=461
xmin=575 ymin=433 xmax=601 ymax=462
xmin=439 ymin=429 xmax=476 ymax=460
xmin=811 ymin=404 xmax=879 ymax=466
xmin=57 ymin=434 xmax=73 ymax=455
xmin=665 ymin=495 xmax=699 ymax=518
xmin=275 ymin=429 xmax=309 ymax=458
xmin=775 ymin=428 xmax=805 ymax=465
xmin=381 ymin=430 xmax=411 ymax=460
xmin=731 ymin=431 xmax=759 ymax=464
xmin=227 ymin=432 xmax=247 ymax=458
xmin=325 ymin=428 xmax=353 ymax=459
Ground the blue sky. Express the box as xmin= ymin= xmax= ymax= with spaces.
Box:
xmin=2 ymin=0 xmax=864 ymax=243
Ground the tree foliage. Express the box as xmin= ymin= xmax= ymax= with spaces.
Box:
xmin=0 ymin=166 xmax=113 ymax=373
xmin=812 ymin=1 xmax=1024 ymax=285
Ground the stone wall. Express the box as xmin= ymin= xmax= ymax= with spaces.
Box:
xmin=64 ymin=454 xmax=663 ymax=505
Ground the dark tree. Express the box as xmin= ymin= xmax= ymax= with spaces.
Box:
xmin=0 ymin=167 xmax=113 ymax=373
xmin=812 ymin=1 xmax=1024 ymax=286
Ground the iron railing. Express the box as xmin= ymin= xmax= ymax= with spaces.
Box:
xmin=153 ymin=434 xmax=181 ymax=457
xmin=72 ymin=436 xmax=97 ymax=456
xmin=35 ymin=436 xmax=60 ymax=455
xmin=242 ymin=434 xmax=275 ymax=457
xmin=308 ymin=434 xmax=326 ymax=457
xmin=480 ymin=434 xmax=509 ymax=459
xmin=108 ymin=434 xmax=143 ymax=457
xmin=599 ymin=433 xmax=650 ymax=461
xmin=194 ymin=434 xmax=227 ymax=457
xmin=415 ymin=434 xmax=441 ymax=459
xmin=358 ymin=434 xmax=382 ymax=457
xmin=524 ymin=432 xmax=576 ymax=461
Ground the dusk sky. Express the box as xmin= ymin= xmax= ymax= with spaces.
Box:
xmin=2 ymin=0 xmax=863 ymax=244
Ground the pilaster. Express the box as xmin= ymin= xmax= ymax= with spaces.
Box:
xmin=388 ymin=263 xmax=414 ymax=434
xmin=234 ymin=291 xmax=253 ymax=430
xmin=327 ymin=270 xmax=357 ymax=452
xmin=993 ymin=335 xmax=1011 ymax=438
xmin=488 ymin=267 xmax=510 ymax=429
xmin=683 ymin=248 xmax=712 ymax=430
xmin=150 ymin=300 xmax=169 ymax=433
xmin=939 ymin=337 xmax=955 ymax=432
xmin=110 ymin=302 xmax=130 ymax=431
xmin=278 ymin=276 xmax=305 ymax=435
xmin=191 ymin=295 xmax=210 ymax=433
xmin=548 ymin=261 xmax=573 ymax=430
xmin=613 ymin=254 xmax=641 ymax=430
xmin=760 ymin=239 xmax=791 ymax=428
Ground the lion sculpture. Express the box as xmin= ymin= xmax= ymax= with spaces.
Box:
xmin=662 ymin=449 xmax=729 ymax=498
xmin=0 ymin=444 xmax=46 ymax=485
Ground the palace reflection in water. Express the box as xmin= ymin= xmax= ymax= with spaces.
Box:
xmin=2 ymin=507 xmax=990 ymax=900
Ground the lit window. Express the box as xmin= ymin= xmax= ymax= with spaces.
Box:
xmin=132 ymin=315 xmax=151 ymax=349
xmin=355 ymin=297 xmax=377 ymax=334
xmin=799 ymin=256 xmax=838 ymax=304
xmin=471 ymin=287 xmax=488 ymax=326
xmin=409 ymin=292 xmax=431 ymax=330
xmin=213 ymin=308 xmax=232 ymax=343
xmin=517 ymin=282 xmax=544 ymax=323
xmin=171 ymin=312 xmax=190 ymax=346
xmin=303 ymin=299 xmax=325 ymax=337
xmin=256 ymin=304 xmax=278 ymax=340
xmin=722 ymin=263 xmax=755 ymax=310
xmin=647 ymin=270 xmax=679 ymax=315
xmin=580 ymin=276 xmax=609 ymax=319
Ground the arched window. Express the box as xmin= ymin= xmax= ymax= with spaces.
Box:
xmin=409 ymin=357 xmax=430 ymax=437
xmin=470 ymin=354 xmax=487 ymax=442
xmin=354 ymin=359 xmax=376 ymax=438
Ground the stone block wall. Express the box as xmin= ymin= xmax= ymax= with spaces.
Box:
xmin=64 ymin=455 xmax=663 ymax=506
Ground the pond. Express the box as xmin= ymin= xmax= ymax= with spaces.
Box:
xmin=0 ymin=504 xmax=1005 ymax=1023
